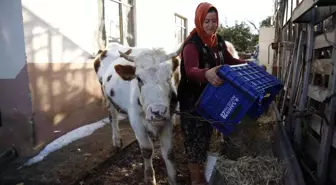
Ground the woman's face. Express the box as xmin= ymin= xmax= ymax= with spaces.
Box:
xmin=202 ymin=12 xmax=218 ymax=35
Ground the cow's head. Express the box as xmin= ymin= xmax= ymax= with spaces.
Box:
xmin=115 ymin=47 xmax=181 ymax=126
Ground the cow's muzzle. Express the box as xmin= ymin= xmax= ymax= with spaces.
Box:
xmin=146 ymin=104 xmax=169 ymax=125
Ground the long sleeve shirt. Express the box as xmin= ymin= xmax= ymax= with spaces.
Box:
xmin=183 ymin=43 xmax=247 ymax=83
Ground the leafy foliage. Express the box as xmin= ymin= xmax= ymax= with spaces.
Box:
xmin=216 ymin=16 xmax=272 ymax=53
xmin=217 ymin=21 xmax=258 ymax=53
xmin=260 ymin=16 xmax=272 ymax=27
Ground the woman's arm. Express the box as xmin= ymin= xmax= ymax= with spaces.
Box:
xmin=183 ymin=43 xmax=209 ymax=83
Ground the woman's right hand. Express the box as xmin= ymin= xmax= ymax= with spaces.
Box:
xmin=205 ymin=66 xmax=223 ymax=87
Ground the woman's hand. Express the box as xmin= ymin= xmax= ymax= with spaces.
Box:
xmin=205 ymin=66 xmax=223 ymax=87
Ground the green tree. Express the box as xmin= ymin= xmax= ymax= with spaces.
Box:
xmin=217 ymin=21 xmax=258 ymax=53
xmin=260 ymin=16 xmax=272 ymax=27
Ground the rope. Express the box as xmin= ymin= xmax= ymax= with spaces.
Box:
xmin=170 ymin=104 xmax=329 ymax=127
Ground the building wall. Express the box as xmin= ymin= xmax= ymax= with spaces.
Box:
xmin=105 ymin=0 xmax=202 ymax=52
xmin=258 ymin=26 xmax=275 ymax=74
xmin=0 ymin=0 xmax=34 ymax=156
xmin=135 ymin=0 xmax=194 ymax=51
xmin=4 ymin=0 xmax=106 ymax=156
xmin=136 ymin=0 xmax=203 ymax=52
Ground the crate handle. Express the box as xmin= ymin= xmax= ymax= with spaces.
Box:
xmin=230 ymin=63 xmax=248 ymax=68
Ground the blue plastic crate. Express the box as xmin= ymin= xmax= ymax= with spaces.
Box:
xmin=195 ymin=62 xmax=283 ymax=135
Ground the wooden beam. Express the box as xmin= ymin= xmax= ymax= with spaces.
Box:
xmin=272 ymin=102 xmax=306 ymax=185
xmin=317 ymin=0 xmax=336 ymax=6
xmin=308 ymin=84 xmax=328 ymax=102
xmin=304 ymin=132 xmax=320 ymax=161
xmin=314 ymin=28 xmax=336 ymax=49
xmin=292 ymin=0 xmax=315 ymax=22
xmin=311 ymin=59 xmax=333 ymax=75
xmin=292 ymin=2 xmax=336 ymax=23
xmin=307 ymin=114 xmax=336 ymax=148
xmin=315 ymin=6 xmax=336 ymax=23
xmin=302 ymin=130 xmax=336 ymax=184
xmin=317 ymin=15 xmax=336 ymax=185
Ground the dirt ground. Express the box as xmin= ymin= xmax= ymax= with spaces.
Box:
xmin=80 ymin=123 xmax=192 ymax=185
xmin=0 ymin=112 xmax=275 ymax=185
xmin=0 ymin=119 xmax=136 ymax=185
xmin=80 ymin=113 xmax=275 ymax=185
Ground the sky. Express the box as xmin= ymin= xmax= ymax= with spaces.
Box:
xmin=204 ymin=0 xmax=274 ymax=33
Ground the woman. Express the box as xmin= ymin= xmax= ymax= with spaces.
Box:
xmin=177 ymin=2 xmax=249 ymax=185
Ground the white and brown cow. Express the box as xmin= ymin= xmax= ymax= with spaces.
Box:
xmin=225 ymin=40 xmax=240 ymax=59
xmin=94 ymin=43 xmax=181 ymax=185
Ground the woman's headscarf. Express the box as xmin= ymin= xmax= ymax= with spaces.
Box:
xmin=185 ymin=2 xmax=219 ymax=48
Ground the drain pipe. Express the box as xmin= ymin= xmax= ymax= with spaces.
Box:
xmin=30 ymin=113 xmax=36 ymax=146
xmin=0 ymin=108 xmax=2 ymax=127
xmin=268 ymin=43 xmax=272 ymax=65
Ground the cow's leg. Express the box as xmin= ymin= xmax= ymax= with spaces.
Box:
xmin=139 ymin=134 xmax=156 ymax=185
xmin=99 ymin=78 xmax=108 ymax=106
xmin=104 ymin=95 xmax=110 ymax=108
xmin=109 ymin=105 xmax=123 ymax=149
xmin=128 ymin=113 xmax=156 ymax=184
xmin=159 ymin=122 xmax=177 ymax=185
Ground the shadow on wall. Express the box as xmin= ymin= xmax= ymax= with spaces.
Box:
xmin=14 ymin=6 xmax=107 ymax=156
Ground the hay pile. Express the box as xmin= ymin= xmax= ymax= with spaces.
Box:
xmin=213 ymin=112 xmax=285 ymax=185
xmin=219 ymin=115 xmax=275 ymax=159
xmin=215 ymin=155 xmax=284 ymax=185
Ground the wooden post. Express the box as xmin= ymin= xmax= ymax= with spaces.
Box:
xmin=317 ymin=14 xmax=336 ymax=185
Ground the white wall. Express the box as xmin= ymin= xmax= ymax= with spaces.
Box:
xmin=135 ymin=0 xmax=202 ymax=52
xmin=0 ymin=0 xmax=27 ymax=79
xmin=22 ymin=0 xmax=99 ymax=63
xmin=258 ymin=26 xmax=275 ymax=73
xmin=21 ymin=0 xmax=211 ymax=64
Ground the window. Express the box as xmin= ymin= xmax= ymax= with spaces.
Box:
xmin=105 ymin=0 xmax=136 ymax=46
xmin=282 ymin=1 xmax=288 ymax=26
xmin=174 ymin=14 xmax=187 ymax=44
xmin=287 ymin=0 xmax=292 ymax=22
xmin=293 ymin=0 xmax=297 ymax=10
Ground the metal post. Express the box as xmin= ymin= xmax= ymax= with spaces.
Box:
xmin=286 ymin=30 xmax=305 ymax=134
xmin=293 ymin=17 xmax=315 ymax=146
xmin=279 ymin=30 xmax=300 ymax=116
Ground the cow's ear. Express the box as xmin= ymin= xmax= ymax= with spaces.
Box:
xmin=114 ymin=64 xmax=136 ymax=81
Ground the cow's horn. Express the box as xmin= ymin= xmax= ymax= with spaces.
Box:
xmin=119 ymin=50 xmax=135 ymax=62
xmin=160 ymin=43 xmax=183 ymax=62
